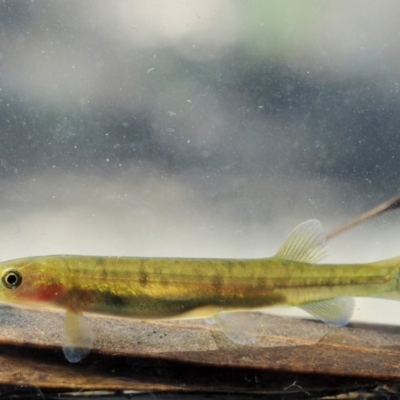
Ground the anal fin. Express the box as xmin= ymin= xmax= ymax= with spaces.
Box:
xmin=301 ymin=297 xmax=355 ymax=326
xmin=63 ymin=309 xmax=93 ymax=363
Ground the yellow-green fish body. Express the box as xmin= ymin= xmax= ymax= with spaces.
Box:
xmin=0 ymin=220 xmax=399 ymax=362
xmin=2 ymin=254 xmax=399 ymax=318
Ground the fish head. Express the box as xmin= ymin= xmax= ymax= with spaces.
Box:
xmin=0 ymin=257 xmax=66 ymax=307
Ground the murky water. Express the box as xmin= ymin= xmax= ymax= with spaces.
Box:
xmin=2 ymin=1 xmax=400 ymax=396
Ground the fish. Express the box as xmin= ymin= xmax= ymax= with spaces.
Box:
xmin=0 ymin=219 xmax=398 ymax=362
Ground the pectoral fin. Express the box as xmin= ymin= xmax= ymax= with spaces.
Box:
xmin=301 ymin=297 xmax=355 ymax=326
xmin=62 ymin=309 xmax=93 ymax=363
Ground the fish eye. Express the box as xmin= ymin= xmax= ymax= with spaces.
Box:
xmin=2 ymin=269 xmax=23 ymax=289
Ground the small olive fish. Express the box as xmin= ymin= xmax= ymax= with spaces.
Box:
xmin=0 ymin=220 xmax=398 ymax=362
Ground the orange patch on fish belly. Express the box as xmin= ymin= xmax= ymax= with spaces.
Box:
xmin=34 ymin=284 xmax=66 ymax=302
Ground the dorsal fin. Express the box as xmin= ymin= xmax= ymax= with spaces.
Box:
xmin=275 ymin=219 xmax=328 ymax=264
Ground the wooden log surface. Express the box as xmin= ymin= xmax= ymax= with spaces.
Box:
xmin=0 ymin=306 xmax=400 ymax=394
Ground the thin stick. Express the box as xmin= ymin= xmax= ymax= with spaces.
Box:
xmin=326 ymin=193 xmax=400 ymax=240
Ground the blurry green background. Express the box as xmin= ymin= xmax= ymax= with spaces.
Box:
xmin=0 ymin=0 xmax=400 ymax=322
